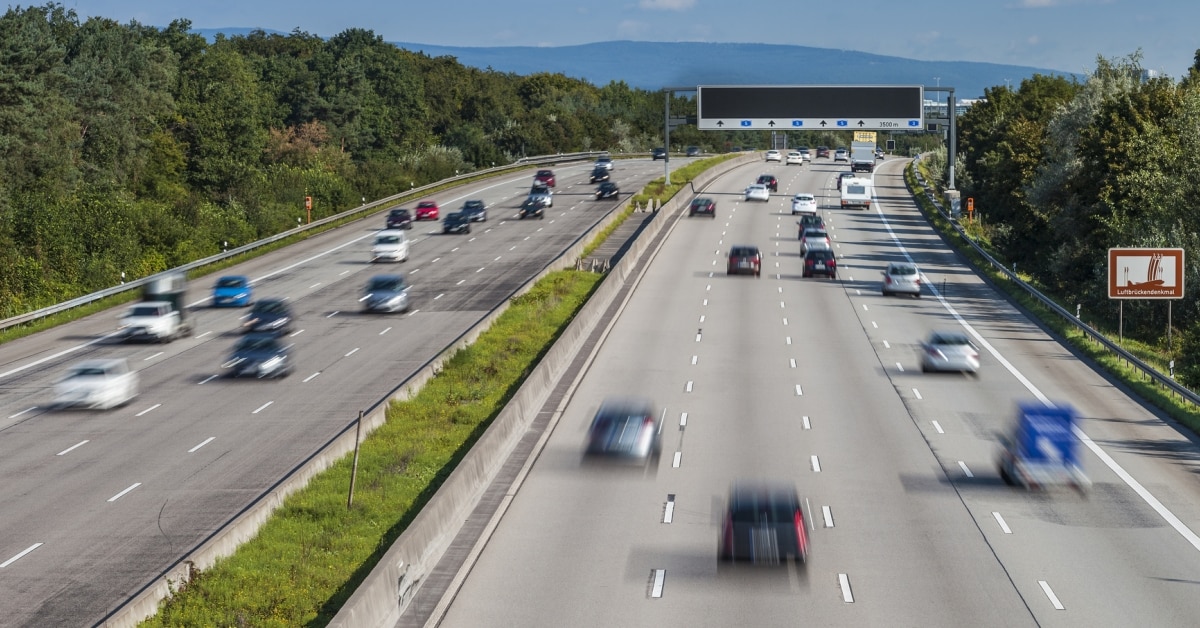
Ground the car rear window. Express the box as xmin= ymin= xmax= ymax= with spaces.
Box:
xmin=890 ymin=265 xmax=917 ymax=275
xmin=933 ymin=334 xmax=971 ymax=346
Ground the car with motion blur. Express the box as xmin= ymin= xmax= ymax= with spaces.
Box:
xmin=371 ymin=229 xmax=410 ymax=263
xmin=443 ymin=211 xmax=471 ymax=234
xmin=920 ymin=330 xmax=981 ymax=374
xmin=414 ymin=200 xmax=440 ymax=221
xmin=595 ymin=181 xmax=620 ymax=200
xmin=518 ymin=197 xmax=546 ymax=219
xmin=834 ymin=147 xmax=849 ymax=162
xmin=785 ymin=151 xmax=803 ymax=166
xmin=689 ymin=197 xmax=716 ymax=218
xmin=796 ymin=214 xmax=825 ymax=238
xmin=583 ymin=397 xmax=661 ymax=463
xmin=881 ymin=262 xmax=922 ymax=297
xmin=727 ymin=245 xmax=762 ymax=277
xmin=385 ymin=208 xmax=413 ymax=230
xmin=799 ymin=228 xmax=831 ymax=255
xmin=816 ymin=146 xmax=830 ymax=158
xmin=790 ymin=193 xmax=818 ymax=215
xmin=589 ymin=166 xmax=611 ymax=183
xmin=211 ymin=275 xmax=253 ymax=307
xmin=798 ymin=146 xmax=812 ymax=161
xmin=651 ymin=147 xmax=667 ymax=160
xmin=744 ymin=184 xmax=770 ymax=202
xmin=803 ymin=249 xmax=837 ymax=279
xmin=222 ymin=333 xmax=294 ymax=379
xmin=837 ymin=171 xmax=856 ymax=191
xmin=686 ymin=146 xmax=702 ymax=157
xmin=719 ymin=481 xmax=809 ymax=564
xmin=242 ymin=297 xmax=294 ymax=334
xmin=461 ymin=199 xmax=488 ymax=222
xmin=595 ymin=155 xmax=614 ymax=170
xmin=876 ymin=146 xmax=885 ymax=160
xmin=529 ymin=182 xmax=553 ymax=207
xmin=54 ymin=358 xmax=138 ymax=410
xmin=534 ymin=169 xmax=556 ymax=187
xmin=764 ymin=149 xmax=782 ymax=162
xmin=756 ymin=174 xmax=779 ymax=192
xmin=361 ymin=274 xmax=410 ymax=313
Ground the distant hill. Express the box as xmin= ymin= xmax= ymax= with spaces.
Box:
xmin=194 ymin=30 xmax=1076 ymax=98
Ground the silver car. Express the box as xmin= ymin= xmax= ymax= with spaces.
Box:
xmin=799 ymin=228 xmax=831 ymax=255
xmin=584 ymin=397 xmax=661 ymax=464
xmin=362 ymin=274 xmax=411 ymax=313
xmin=54 ymin=359 xmax=139 ymax=410
xmin=882 ymin=262 xmax=921 ymax=297
xmin=920 ymin=331 xmax=980 ymax=374
xmin=744 ymin=184 xmax=770 ymax=202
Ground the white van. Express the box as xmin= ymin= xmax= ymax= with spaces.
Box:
xmin=840 ymin=177 xmax=873 ymax=210
xmin=371 ymin=229 xmax=410 ymax=263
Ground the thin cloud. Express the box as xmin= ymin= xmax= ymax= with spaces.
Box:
xmin=639 ymin=0 xmax=696 ymax=10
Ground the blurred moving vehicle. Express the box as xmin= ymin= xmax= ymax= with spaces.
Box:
xmin=719 ymin=481 xmax=809 ymax=564
xmin=595 ymin=155 xmax=614 ymax=170
xmin=584 ymin=397 xmax=661 ymax=463
xmin=361 ymin=274 xmax=410 ymax=313
xmin=799 ymin=228 xmax=831 ymax=255
xmin=54 ymin=358 xmax=138 ymax=410
xmin=727 ymin=245 xmax=762 ymax=277
xmin=589 ymin=166 xmax=611 ymax=183
xmin=119 ymin=272 xmax=192 ymax=343
xmin=816 ymin=146 xmax=830 ymax=158
xmin=998 ymin=402 xmax=1089 ymax=492
xmin=534 ymin=169 xmax=556 ymax=187
xmin=212 ymin=275 xmax=253 ymax=308
xmin=765 ymin=150 xmax=782 ymax=162
xmin=529 ymin=182 xmax=553 ymax=207
xmin=595 ymin=181 xmax=620 ymax=199
xmin=919 ymin=330 xmax=980 ymax=374
xmin=791 ymin=193 xmax=817 ymax=215
xmin=242 ymin=298 xmax=294 ymax=334
xmin=798 ymin=146 xmax=812 ymax=161
xmin=785 ymin=151 xmax=803 ymax=165
xmin=796 ymin=214 xmax=825 ymax=238
xmin=876 ymin=146 xmax=885 ymax=160
xmin=744 ymin=184 xmax=770 ymax=202
xmin=371 ymin=229 xmax=410 ymax=263
xmin=686 ymin=146 xmax=702 ymax=157
xmin=881 ymin=262 xmax=921 ymax=297
xmin=386 ymin=208 xmax=413 ymax=230
xmin=756 ymin=174 xmax=779 ymax=192
xmin=689 ymin=197 xmax=716 ymax=218
xmin=443 ymin=211 xmax=471 ymax=234
xmin=461 ymin=200 xmax=488 ymax=222
xmin=414 ymin=200 xmax=440 ymax=220
xmin=651 ymin=147 xmax=667 ymax=160
xmin=518 ymin=197 xmax=546 ymax=219
xmin=803 ymin=249 xmax=837 ymax=279
xmin=222 ymin=333 xmax=294 ymax=379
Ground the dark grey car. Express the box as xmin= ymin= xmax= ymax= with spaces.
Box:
xmin=362 ymin=274 xmax=410 ymax=313
xmin=242 ymin=298 xmax=293 ymax=334
xmin=584 ymin=397 xmax=661 ymax=463
xmin=461 ymin=200 xmax=488 ymax=222
xmin=720 ymin=481 xmax=810 ymax=564
xmin=222 ymin=333 xmax=294 ymax=378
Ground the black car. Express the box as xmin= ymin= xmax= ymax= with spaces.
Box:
xmin=686 ymin=146 xmax=702 ymax=157
xmin=651 ymin=147 xmax=667 ymax=160
xmin=443 ymin=212 xmax=471 ymax=234
xmin=802 ymin=249 xmax=837 ymax=279
xmin=689 ymin=197 xmax=716 ymax=218
xmin=518 ymin=197 xmax=545 ymax=219
xmin=222 ymin=333 xmax=294 ymax=379
xmin=797 ymin=214 xmax=825 ymax=238
xmin=584 ymin=397 xmax=661 ymax=463
xmin=756 ymin=174 xmax=779 ymax=192
xmin=837 ymin=171 xmax=855 ymax=191
xmin=727 ymin=245 xmax=762 ymax=277
xmin=595 ymin=181 xmax=620 ymax=200
xmin=461 ymin=200 xmax=487 ymax=222
xmin=385 ymin=208 xmax=412 ymax=230
xmin=719 ymin=481 xmax=809 ymax=564
xmin=242 ymin=298 xmax=293 ymax=334
xmin=589 ymin=167 xmax=610 ymax=183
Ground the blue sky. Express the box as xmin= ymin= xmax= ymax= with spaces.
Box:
xmin=50 ymin=0 xmax=1197 ymax=78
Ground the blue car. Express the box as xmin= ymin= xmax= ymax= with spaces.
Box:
xmin=212 ymin=275 xmax=253 ymax=307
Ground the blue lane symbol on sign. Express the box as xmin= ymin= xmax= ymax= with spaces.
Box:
xmin=836 ymin=120 xmax=848 ymax=127
xmin=791 ymin=120 xmax=803 ymax=127
xmin=908 ymin=120 xmax=921 ymax=127
xmin=740 ymin=120 xmax=752 ymax=127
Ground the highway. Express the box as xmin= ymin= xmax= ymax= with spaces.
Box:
xmin=0 ymin=157 xmax=679 ymax=626
xmin=433 ymin=156 xmax=1200 ymax=626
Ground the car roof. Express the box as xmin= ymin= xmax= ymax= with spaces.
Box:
xmin=417 ymin=200 xmax=437 ymax=206
xmin=730 ymin=245 xmax=760 ymax=255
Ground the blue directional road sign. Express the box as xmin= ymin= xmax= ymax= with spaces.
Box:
xmin=740 ymin=120 xmax=752 ymax=127
xmin=696 ymin=85 xmax=925 ymax=131
xmin=791 ymin=120 xmax=803 ymax=127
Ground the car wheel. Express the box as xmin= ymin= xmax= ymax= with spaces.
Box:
xmin=882 ymin=290 xmax=890 ymax=297
xmin=914 ymin=293 xmax=922 ymax=299
xmin=921 ymin=362 xmax=930 ymax=373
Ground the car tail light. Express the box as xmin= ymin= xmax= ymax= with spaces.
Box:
xmin=885 ymin=275 xmax=893 ymax=285
xmin=914 ymin=278 xmax=921 ymax=285
xmin=794 ymin=510 xmax=808 ymax=556
xmin=722 ymin=513 xmax=734 ymax=557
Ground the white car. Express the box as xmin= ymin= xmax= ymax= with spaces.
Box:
xmin=785 ymin=152 xmax=803 ymax=165
xmin=791 ymin=193 xmax=818 ymax=215
xmin=595 ymin=156 xmax=614 ymax=171
xmin=371 ymin=229 xmax=410 ymax=263
xmin=882 ymin=262 xmax=922 ymax=296
xmin=799 ymin=148 xmax=812 ymax=161
xmin=765 ymin=150 xmax=782 ymax=162
xmin=744 ymin=184 xmax=771 ymax=202
xmin=920 ymin=331 xmax=980 ymax=374
xmin=54 ymin=359 xmax=139 ymax=410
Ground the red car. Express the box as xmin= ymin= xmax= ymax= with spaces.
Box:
xmin=414 ymin=200 xmax=440 ymax=220
xmin=534 ymin=169 xmax=556 ymax=187
xmin=726 ymin=245 xmax=762 ymax=277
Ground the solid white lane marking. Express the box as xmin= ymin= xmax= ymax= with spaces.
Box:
xmin=651 ymin=569 xmax=666 ymax=598
xmin=56 ymin=440 xmax=88 ymax=456
xmin=198 ymin=374 xmax=218 ymax=385
xmin=303 ymin=372 xmax=321 ymax=383
xmin=188 ymin=437 xmax=216 ymax=453
xmin=811 ymin=455 xmax=821 ymax=472
xmin=9 ymin=407 xmax=36 ymax=419
xmin=380 ymin=327 xmax=392 ymax=335
xmin=672 ymin=452 xmax=682 ymax=468
xmin=823 ymin=506 xmax=834 ymax=528
xmin=790 ymin=359 xmax=797 ymax=368
xmin=108 ymin=483 xmax=142 ymax=502
xmin=196 ymin=331 xmax=212 ymax=339
xmin=252 ymin=401 xmax=273 ymax=414
xmin=143 ymin=352 xmax=163 ymax=361
xmin=664 ymin=495 xmax=675 ymax=524
xmin=839 ymin=573 xmax=854 ymax=603
xmin=0 ymin=543 xmax=43 ymax=568
xmin=1039 ymin=581 xmax=1064 ymax=610
xmin=686 ymin=381 xmax=693 ymax=392
xmin=958 ymin=461 xmax=974 ymax=478
xmin=993 ymin=512 xmax=1012 ymax=534
xmin=803 ymin=416 xmax=811 ymax=430
xmin=680 ymin=412 xmax=688 ymax=427
xmin=345 ymin=348 xmax=360 ymax=357
xmin=136 ymin=404 xmax=161 ymax=417
xmin=932 ymin=420 xmax=944 ymax=434
xmin=912 ymin=388 xmax=923 ymax=400
xmin=896 ymin=362 xmax=905 ymax=372
xmin=795 ymin=385 xmax=803 ymax=396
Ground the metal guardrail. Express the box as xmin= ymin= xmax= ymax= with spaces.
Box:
xmin=910 ymin=165 xmax=1200 ymax=407
xmin=0 ymin=152 xmax=607 ymax=332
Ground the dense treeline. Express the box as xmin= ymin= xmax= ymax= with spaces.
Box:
xmin=0 ymin=4 xmax=686 ymax=316
xmin=955 ymin=51 xmax=1200 ymax=383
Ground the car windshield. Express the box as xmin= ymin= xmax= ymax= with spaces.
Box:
xmin=367 ymin=277 xmax=404 ymax=291
xmin=237 ymin=336 xmax=280 ymax=351
xmin=216 ymin=277 xmax=245 ymax=288
xmin=69 ymin=366 xmax=113 ymax=378
xmin=932 ymin=333 xmax=971 ymax=346
xmin=254 ymin=301 xmax=287 ymax=314
xmin=417 ymin=202 xmax=436 ymax=208
xmin=464 ymin=201 xmax=483 ymax=209
xmin=128 ymin=305 xmax=163 ymax=317
xmin=794 ymin=195 xmax=813 ymax=201
xmin=389 ymin=210 xmax=408 ymax=217
xmin=890 ymin=265 xmax=917 ymax=276
xmin=376 ymin=235 xmax=402 ymax=244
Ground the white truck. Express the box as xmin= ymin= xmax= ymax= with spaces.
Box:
xmin=119 ymin=272 xmax=192 ymax=342
xmin=850 ymin=140 xmax=876 ymax=173
xmin=840 ymin=176 xmax=873 ymax=210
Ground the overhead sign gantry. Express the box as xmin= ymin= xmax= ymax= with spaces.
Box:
xmin=696 ymin=85 xmax=924 ymax=131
